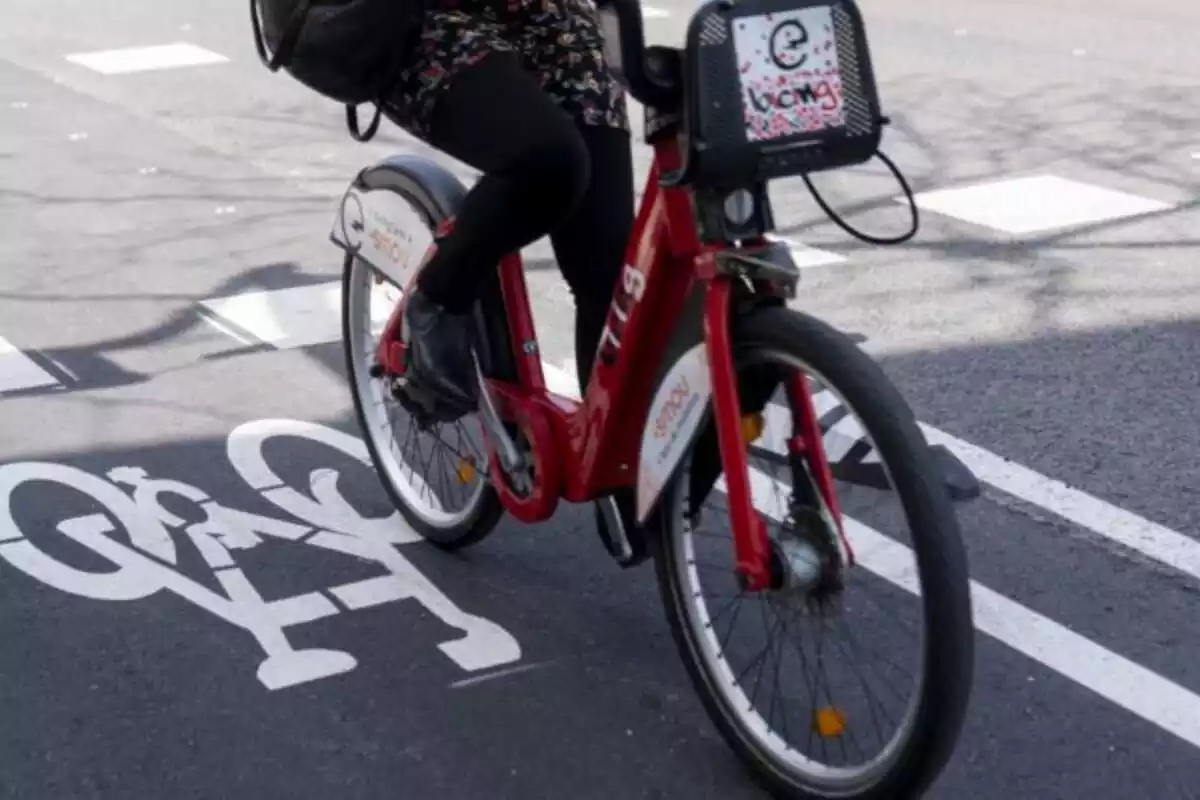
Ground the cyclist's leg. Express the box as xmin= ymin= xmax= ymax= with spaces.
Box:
xmin=399 ymin=51 xmax=593 ymax=411
xmin=546 ymin=125 xmax=639 ymax=544
xmin=548 ymin=125 xmax=635 ymax=392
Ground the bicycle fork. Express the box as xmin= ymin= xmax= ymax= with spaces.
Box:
xmin=703 ymin=279 xmax=854 ymax=593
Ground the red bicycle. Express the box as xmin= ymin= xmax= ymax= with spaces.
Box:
xmin=334 ymin=0 xmax=973 ymax=796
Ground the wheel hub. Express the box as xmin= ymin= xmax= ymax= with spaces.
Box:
xmin=767 ymin=505 xmax=844 ymax=601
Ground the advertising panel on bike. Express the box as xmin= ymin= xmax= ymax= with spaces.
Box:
xmin=683 ymin=0 xmax=882 ymax=185
xmin=733 ymin=7 xmax=846 ymax=143
xmin=330 ymin=186 xmax=434 ymax=291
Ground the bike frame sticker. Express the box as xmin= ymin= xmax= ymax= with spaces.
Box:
xmin=636 ymin=344 xmax=713 ymax=523
xmin=329 ymin=187 xmax=433 ymax=289
xmin=0 ymin=418 xmax=521 ymax=690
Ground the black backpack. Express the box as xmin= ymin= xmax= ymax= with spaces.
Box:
xmin=251 ymin=0 xmax=424 ymax=141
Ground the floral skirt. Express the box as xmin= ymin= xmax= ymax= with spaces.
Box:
xmin=387 ymin=0 xmax=630 ymax=141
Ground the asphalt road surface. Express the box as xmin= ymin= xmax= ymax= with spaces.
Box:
xmin=2 ymin=0 xmax=1199 ymax=797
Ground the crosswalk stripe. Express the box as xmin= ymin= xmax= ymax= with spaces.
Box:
xmin=0 ymin=337 xmax=60 ymax=394
xmin=779 ymin=239 xmax=847 ymax=269
xmin=65 ymin=43 xmax=229 ymax=75
xmin=199 ymin=283 xmax=396 ymax=350
xmin=904 ymin=174 xmax=1173 ymax=235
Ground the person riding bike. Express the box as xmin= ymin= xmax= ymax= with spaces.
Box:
xmin=255 ymin=0 xmax=637 ymax=540
xmin=358 ymin=0 xmax=634 ymax=414
xmin=257 ymin=0 xmax=631 ymax=410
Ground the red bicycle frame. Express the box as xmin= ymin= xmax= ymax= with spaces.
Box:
xmin=376 ymin=139 xmax=846 ymax=592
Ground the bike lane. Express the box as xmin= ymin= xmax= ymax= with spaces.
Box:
xmin=0 ymin=401 xmax=1198 ymax=799
xmin=3 ymin=8 xmax=1200 ymax=800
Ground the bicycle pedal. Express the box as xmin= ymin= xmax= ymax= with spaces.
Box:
xmin=595 ymin=494 xmax=650 ymax=568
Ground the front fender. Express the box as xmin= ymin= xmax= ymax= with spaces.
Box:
xmin=328 ymin=155 xmax=468 ymax=290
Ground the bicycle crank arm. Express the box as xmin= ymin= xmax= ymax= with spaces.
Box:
xmin=471 ymin=351 xmax=525 ymax=477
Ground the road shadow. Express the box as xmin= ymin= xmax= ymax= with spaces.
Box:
xmin=873 ymin=318 xmax=1200 ymax=534
xmin=1 ymin=261 xmax=327 ymax=397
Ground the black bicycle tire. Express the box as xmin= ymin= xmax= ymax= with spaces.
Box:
xmin=340 ymin=175 xmax=505 ymax=551
xmin=653 ymin=304 xmax=974 ymax=799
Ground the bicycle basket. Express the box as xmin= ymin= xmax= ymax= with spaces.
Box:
xmin=682 ymin=0 xmax=883 ymax=188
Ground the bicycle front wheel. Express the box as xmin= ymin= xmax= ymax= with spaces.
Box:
xmin=654 ymin=305 xmax=973 ymax=799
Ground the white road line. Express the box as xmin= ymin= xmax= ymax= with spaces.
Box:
xmin=449 ymin=660 xmax=555 ymax=688
xmin=779 ymin=238 xmax=847 ymax=269
xmin=0 ymin=337 xmax=59 ymax=394
xmin=903 ymin=175 xmax=1173 ymax=235
xmin=200 ymin=283 xmax=391 ymax=350
xmin=65 ymin=43 xmax=229 ymax=75
xmin=642 ymin=6 xmax=671 ymax=18
xmin=921 ymin=425 xmax=1200 ymax=582
xmin=198 ymin=310 xmax=257 ymax=347
xmin=748 ymin=467 xmax=1200 ymax=752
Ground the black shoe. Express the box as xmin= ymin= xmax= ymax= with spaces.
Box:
xmin=402 ymin=288 xmax=478 ymax=419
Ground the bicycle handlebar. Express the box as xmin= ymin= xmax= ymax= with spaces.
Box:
xmin=594 ymin=0 xmax=680 ymax=109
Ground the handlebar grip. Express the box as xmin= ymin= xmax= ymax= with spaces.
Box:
xmin=594 ymin=0 xmax=679 ymax=108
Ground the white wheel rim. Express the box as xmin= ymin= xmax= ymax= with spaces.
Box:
xmin=345 ymin=251 xmax=486 ymax=530
xmin=671 ymin=350 xmax=925 ymax=792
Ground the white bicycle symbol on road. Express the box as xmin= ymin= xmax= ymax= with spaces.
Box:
xmin=0 ymin=418 xmax=521 ymax=690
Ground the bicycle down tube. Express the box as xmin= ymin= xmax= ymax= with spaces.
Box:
xmin=484 ymin=138 xmax=784 ymax=590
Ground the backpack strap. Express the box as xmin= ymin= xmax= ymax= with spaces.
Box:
xmin=346 ymin=103 xmax=384 ymax=142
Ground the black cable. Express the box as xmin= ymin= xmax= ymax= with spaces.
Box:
xmin=799 ymin=148 xmax=920 ymax=245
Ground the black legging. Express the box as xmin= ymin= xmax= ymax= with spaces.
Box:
xmin=415 ymin=52 xmax=635 ymax=390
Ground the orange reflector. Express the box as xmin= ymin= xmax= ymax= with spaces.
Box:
xmin=740 ymin=413 xmax=764 ymax=443
xmin=456 ymin=458 xmax=477 ymax=484
xmin=814 ymin=707 xmax=846 ymax=738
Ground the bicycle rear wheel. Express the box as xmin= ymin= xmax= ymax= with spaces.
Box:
xmin=654 ymin=305 xmax=973 ymax=799
xmin=341 ymin=172 xmax=505 ymax=550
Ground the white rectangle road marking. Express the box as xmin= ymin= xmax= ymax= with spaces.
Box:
xmin=65 ymin=43 xmax=229 ymax=75
xmin=0 ymin=337 xmax=59 ymax=394
xmin=201 ymin=284 xmax=342 ymax=349
xmin=779 ymin=238 xmax=847 ymax=269
xmin=905 ymin=175 xmax=1173 ymax=235
xmin=200 ymin=283 xmax=390 ymax=350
